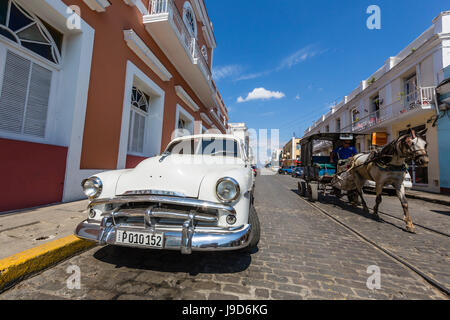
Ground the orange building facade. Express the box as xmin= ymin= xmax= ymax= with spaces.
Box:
xmin=0 ymin=0 xmax=229 ymax=212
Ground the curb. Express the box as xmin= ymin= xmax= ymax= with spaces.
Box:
xmin=0 ymin=235 xmax=95 ymax=292
xmin=405 ymin=194 xmax=450 ymax=206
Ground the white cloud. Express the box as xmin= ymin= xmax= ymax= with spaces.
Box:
xmin=212 ymin=65 xmax=242 ymax=80
xmin=279 ymin=45 xmax=322 ymax=69
xmin=237 ymin=88 xmax=285 ymax=103
xmin=235 ymin=44 xmax=324 ymax=82
xmin=295 ymin=94 xmax=301 ymax=100
xmin=235 ymin=70 xmax=272 ymax=81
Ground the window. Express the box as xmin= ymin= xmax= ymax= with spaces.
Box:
xmin=128 ymin=87 xmax=150 ymax=154
xmin=182 ymin=2 xmax=197 ymax=38
xmin=351 ymin=108 xmax=359 ymax=123
xmin=178 ymin=118 xmax=186 ymax=130
xmin=201 ymin=45 xmax=208 ymax=62
xmin=336 ymin=118 xmax=341 ymax=132
xmin=175 ymin=104 xmax=194 ymax=137
xmin=0 ymin=0 xmax=62 ymax=64
xmin=0 ymin=1 xmax=62 ymax=139
xmin=405 ymin=74 xmax=417 ymax=109
xmin=325 ymin=125 xmax=329 ymax=133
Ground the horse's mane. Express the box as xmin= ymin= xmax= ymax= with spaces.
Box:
xmin=380 ymin=138 xmax=399 ymax=157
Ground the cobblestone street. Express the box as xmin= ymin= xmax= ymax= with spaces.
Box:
xmin=1 ymin=174 xmax=448 ymax=300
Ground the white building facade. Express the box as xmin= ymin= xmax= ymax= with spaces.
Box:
xmin=228 ymin=122 xmax=253 ymax=162
xmin=303 ymin=12 xmax=450 ymax=193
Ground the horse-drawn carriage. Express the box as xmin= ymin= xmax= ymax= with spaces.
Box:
xmin=297 ymin=133 xmax=367 ymax=202
xmin=297 ymin=130 xmax=429 ymax=233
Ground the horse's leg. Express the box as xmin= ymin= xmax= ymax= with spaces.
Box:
xmin=354 ymin=174 xmax=369 ymax=213
xmin=394 ymin=183 xmax=416 ymax=233
xmin=372 ymin=183 xmax=383 ymax=221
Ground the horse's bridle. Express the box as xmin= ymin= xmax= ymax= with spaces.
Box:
xmin=407 ymin=148 xmax=427 ymax=162
xmin=396 ymin=137 xmax=427 ymax=161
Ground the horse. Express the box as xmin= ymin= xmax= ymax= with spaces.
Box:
xmin=349 ymin=129 xmax=429 ymax=233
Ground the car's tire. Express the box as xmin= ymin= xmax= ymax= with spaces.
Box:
xmin=241 ymin=205 xmax=260 ymax=253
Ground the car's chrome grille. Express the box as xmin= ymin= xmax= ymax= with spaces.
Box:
xmin=110 ymin=203 xmax=219 ymax=230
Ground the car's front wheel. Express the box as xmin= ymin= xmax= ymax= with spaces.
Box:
xmin=241 ymin=205 xmax=260 ymax=253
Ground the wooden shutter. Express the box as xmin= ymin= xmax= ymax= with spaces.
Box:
xmin=0 ymin=51 xmax=30 ymax=133
xmin=24 ymin=63 xmax=52 ymax=137
xmin=128 ymin=110 xmax=145 ymax=153
xmin=0 ymin=50 xmax=52 ymax=138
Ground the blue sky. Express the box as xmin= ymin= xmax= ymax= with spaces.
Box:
xmin=206 ymin=0 xmax=447 ymax=158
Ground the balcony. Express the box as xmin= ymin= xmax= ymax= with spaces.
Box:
xmin=143 ymin=0 xmax=216 ymax=107
xmin=342 ymin=87 xmax=436 ymax=133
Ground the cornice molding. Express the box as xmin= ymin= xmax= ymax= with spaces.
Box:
xmin=200 ymin=112 xmax=213 ymax=126
xmin=175 ymin=86 xmax=200 ymax=112
xmin=83 ymin=0 xmax=111 ymax=12
xmin=124 ymin=29 xmax=172 ymax=81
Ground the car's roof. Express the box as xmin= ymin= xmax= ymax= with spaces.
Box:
xmin=170 ymin=134 xmax=241 ymax=143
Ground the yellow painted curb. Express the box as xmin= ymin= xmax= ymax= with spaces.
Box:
xmin=0 ymin=235 xmax=95 ymax=291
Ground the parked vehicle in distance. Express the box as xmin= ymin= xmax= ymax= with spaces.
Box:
xmin=251 ymin=165 xmax=257 ymax=177
xmin=278 ymin=166 xmax=294 ymax=175
xmin=364 ymin=171 xmax=413 ymax=195
xmin=292 ymin=167 xmax=303 ymax=178
xmin=75 ymin=134 xmax=260 ymax=254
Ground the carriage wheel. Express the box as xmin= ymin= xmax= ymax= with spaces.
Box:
xmin=333 ymin=187 xmax=342 ymax=199
xmin=298 ymin=181 xmax=306 ymax=196
xmin=347 ymin=191 xmax=360 ymax=205
xmin=308 ymin=183 xmax=319 ymax=202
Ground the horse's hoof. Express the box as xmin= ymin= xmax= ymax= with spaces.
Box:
xmin=373 ymin=215 xmax=382 ymax=222
xmin=406 ymin=226 xmax=416 ymax=234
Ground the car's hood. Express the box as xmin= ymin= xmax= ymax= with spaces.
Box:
xmin=115 ymin=155 xmax=245 ymax=197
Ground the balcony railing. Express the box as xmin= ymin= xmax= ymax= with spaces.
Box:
xmin=341 ymin=87 xmax=436 ymax=133
xmin=148 ymin=0 xmax=212 ymax=82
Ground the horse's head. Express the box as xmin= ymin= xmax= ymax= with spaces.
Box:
xmin=399 ymin=129 xmax=429 ymax=167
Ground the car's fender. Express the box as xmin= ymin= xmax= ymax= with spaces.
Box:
xmin=198 ymin=166 xmax=253 ymax=227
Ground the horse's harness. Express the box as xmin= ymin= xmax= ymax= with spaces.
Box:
xmin=342 ymin=135 xmax=426 ymax=176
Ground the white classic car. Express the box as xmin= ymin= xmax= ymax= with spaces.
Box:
xmin=75 ymin=134 xmax=260 ymax=254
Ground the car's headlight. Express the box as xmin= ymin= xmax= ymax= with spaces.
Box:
xmin=81 ymin=177 xmax=102 ymax=199
xmin=216 ymin=177 xmax=240 ymax=203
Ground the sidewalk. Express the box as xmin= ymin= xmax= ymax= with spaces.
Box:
xmin=0 ymin=200 xmax=94 ymax=292
xmin=406 ymin=189 xmax=450 ymax=206
xmin=0 ymin=200 xmax=89 ymax=260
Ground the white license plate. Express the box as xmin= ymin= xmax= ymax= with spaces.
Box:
xmin=116 ymin=230 xmax=164 ymax=248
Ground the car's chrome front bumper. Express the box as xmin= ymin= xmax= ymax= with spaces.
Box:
xmin=75 ymin=217 xmax=252 ymax=254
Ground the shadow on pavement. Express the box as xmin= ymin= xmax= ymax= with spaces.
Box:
xmin=289 ymin=188 xmax=409 ymax=233
xmin=430 ymin=210 xmax=450 ymax=217
xmin=93 ymin=245 xmax=254 ymax=275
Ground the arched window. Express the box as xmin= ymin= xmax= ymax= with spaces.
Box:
xmin=131 ymin=87 xmax=150 ymax=113
xmin=201 ymin=45 xmax=208 ymax=61
xmin=182 ymin=1 xmax=197 ymax=38
xmin=0 ymin=0 xmax=62 ymax=139
xmin=0 ymin=0 xmax=62 ymax=64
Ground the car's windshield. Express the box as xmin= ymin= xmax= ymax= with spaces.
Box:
xmin=166 ymin=138 xmax=241 ymax=158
